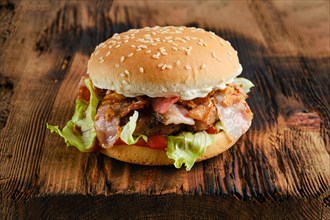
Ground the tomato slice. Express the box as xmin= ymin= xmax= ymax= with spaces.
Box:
xmin=206 ymin=125 xmax=217 ymax=134
xmin=147 ymin=135 xmax=167 ymax=150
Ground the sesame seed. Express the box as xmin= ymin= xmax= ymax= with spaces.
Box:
xmin=136 ymin=48 xmax=142 ymax=51
xmin=182 ymin=36 xmax=188 ymax=41
xmin=99 ymin=57 xmax=104 ymax=63
xmin=139 ymin=67 xmax=144 ymax=73
xmin=128 ymin=53 xmax=134 ymax=57
xmin=201 ymin=64 xmax=206 ymax=69
xmin=227 ymin=51 xmax=233 ymax=56
xmin=152 ymin=54 xmax=160 ymax=59
xmin=124 ymin=40 xmax=128 ymax=43
xmin=119 ymin=73 xmax=125 ymax=77
xmin=122 ymin=79 xmax=128 ymax=85
xmin=198 ymin=42 xmax=203 ymax=46
xmin=131 ymin=45 xmax=136 ymax=48
xmin=172 ymin=47 xmax=178 ymax=51
xmin=220 ymin=39 xmax=225 ymax=46
xmin=217 ymin=58 xmax=222 ymax=62
xmin=145 ymin=50 xmax=152 ymax=54
xmin=185 ymin=65 xmax=192 ymax=70
xmin=226 ymin=41 xmax=231 ymax=45
xmin=228 ymin=56 xmax=233 ymax=61
xmin=166 ymin=65 xmax=172 ymax=69
xmin=158 ymin=63 xmax=164 ymax=68
xmin=95 ymin=50 xmax=99 ymax=55
xmin=108 ymin=45 xmax=112 ymax=49
xmin=161 ymin=51 xmax=168 ymax=56
xmin=124 ymin=69 xmax=130 ymax=75
xmin=161 ymin=64 xmax=167 ymax=70
xmin=172 ymin=42 xmax=179 ymax=46
xmin=120 ymin=56 xmax=125 ymax=62
xmin=212 ymin=52 xmax=217 ymax=58
xmin=115 ymin=63 xmax=120 ymax=68
xmin=115 ymin=44 xmax=121 ymax=48
xmin=176 ymin=60 xmax=181 ymax=65
xmin=106 ymin=51 xmax=111 ymax=56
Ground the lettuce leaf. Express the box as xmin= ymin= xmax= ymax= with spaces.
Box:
xmin=233 ymin=77 xmax=254 ymax=93
xmin=215 ymin=121 xmax=224 ymax=132
xmin=120 ymin=111 xmax=147 ymax=144
xmin=166 ymin=131 xmax=215 ymax=171
xmin=47 ymin=78 xmax=99 ymax=152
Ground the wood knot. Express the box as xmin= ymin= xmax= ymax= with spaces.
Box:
xmin=285 ymin=111 xmax=321 ymax=128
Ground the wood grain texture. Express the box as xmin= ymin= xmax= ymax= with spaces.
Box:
xmin=0 ymin=0 xmax=329 ymax=219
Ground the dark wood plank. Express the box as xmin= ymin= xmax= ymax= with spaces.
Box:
xmin=0 ymin=0 xmax=329 ymax=219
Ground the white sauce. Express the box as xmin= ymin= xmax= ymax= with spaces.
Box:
xmin=103 ymin=65 xmax=242 ymax=100
xmin=114 ymin=76 xmax=237 ymax=100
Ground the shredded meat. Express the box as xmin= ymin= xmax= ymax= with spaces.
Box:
xmin=220 ymin=85 xmax=247 ymax=107
xmin=94 ymin=92 xmax=148 ymax=148
xmin=132 ymin=112 xmax=184 ymax=136
xmin=88 ymin=79 xmax=250 ymax=148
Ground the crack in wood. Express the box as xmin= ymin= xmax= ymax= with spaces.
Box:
xmin=0 ymin=74 xmax=14 ymax=130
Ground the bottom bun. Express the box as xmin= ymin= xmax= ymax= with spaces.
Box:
xmin=99 ymin=131 xmax=237 ymax=166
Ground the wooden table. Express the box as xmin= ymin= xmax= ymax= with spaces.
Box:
xmin=1 ymin=0 xmax=329 ymax=219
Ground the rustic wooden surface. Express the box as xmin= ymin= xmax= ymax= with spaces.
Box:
xmin=0 ymin=0 xmax=329 ymax=219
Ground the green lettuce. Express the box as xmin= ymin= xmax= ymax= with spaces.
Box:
xmin=120 ymin=111 xmax=147 ymax=144
xmin=166 ymin=132 xmax=216 ymax=171
xmin=215 ymin=121 xmax=224 ymax=132
xmin=233 ymin=77 xmax=254 ymax=93
xmin=47 ymin=78 xmax=99 ymax=152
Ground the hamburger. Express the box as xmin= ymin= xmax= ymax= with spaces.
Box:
xmin=47 ymin=26 xmax=254 ymax=171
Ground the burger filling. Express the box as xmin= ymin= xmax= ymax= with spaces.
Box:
xmin=47 ymin=76 xmax=253 ymax=170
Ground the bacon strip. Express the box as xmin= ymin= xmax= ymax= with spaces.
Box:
xmin=214 ymin=93 xmax=253 ymax=140
xmin=187 ymin=99 xmax=218 ymax=125
xmin=162 ymin=104 xmax=195 ymax=125
xmin=94 ymin=93 xmax=148 ymax=148
xmin=94 ymin=104 xmax=120 ymax=148
xmin=152 ymin=96 xmax=180 ymax=114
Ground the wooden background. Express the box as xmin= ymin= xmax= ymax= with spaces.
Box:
xmin=1 ymin=0 xmax=329 ymax=219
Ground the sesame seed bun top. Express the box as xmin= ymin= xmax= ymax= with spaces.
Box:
xmin=87 ymin=26 xmax=242 ymax=100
